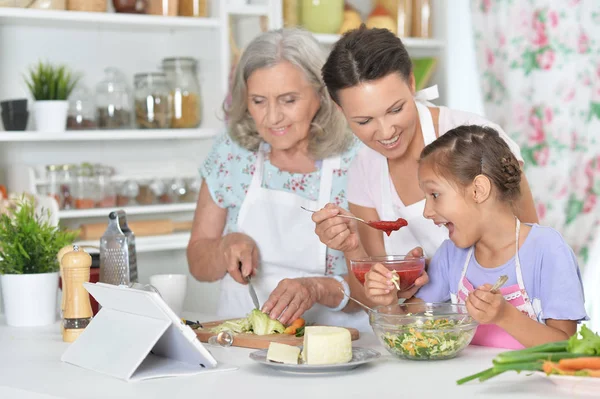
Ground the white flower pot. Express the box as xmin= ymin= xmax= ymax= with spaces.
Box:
xmin=0 ymin=272 xmax=59 ymax=327
xmin=33 ymin=100 xmax=69 ymax=132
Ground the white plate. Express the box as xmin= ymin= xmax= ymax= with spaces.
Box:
xmin=249 ymin=347 xmax=381 ymax=374
xmin=535 ymin=372 xmax=600 ymax=396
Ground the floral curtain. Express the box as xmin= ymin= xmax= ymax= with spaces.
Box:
xmin=470 ymin=0 xmax=600 ymax=330
xmin=470 ymin=0 xmax=600 ymax=264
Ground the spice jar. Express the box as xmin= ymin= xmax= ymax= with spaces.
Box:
xmin=112 ymin=0 xmax=147 ymax=13
xmin=67 ymin=85 xmax=96 ymax=130
xmin=60 ymin=164 xmax=77 ymax=210
xmin=178 ymin=0 xmax=207 ymax=17
xmin=94 ymin=164 xmax=116 ymax=208
xmin=162 ymin=57 xmax=202 ymax=129
xmin=74 ymin=163 xmax=98 ymax=209
xmin=147 ymin=0 xmax=177 ymax=16
xmin=95 ymin=67 xmax=132 ymax=129
xmin=46 ymin=164 xmax=62 ymax=207
xmin=134 ymin=73 xmax=171 ymax=129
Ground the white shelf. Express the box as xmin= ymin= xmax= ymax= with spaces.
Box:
xmin=0 ymin=128 xmax=218 ymax=142
xmin=227 ymin=5 xmax=269 ymax=16
xmin=76 ymin=232 xmax=191 ymax=253
xmin=59 ymin=203 xmax=196 ymax=219
xmin=0 ymin=8 xmax=220 ymax=30
xmin=314 ymin=34 xmax=444 ymax=49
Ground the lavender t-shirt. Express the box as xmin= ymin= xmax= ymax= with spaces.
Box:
xmin=416 ymin=224 xmax=588 ymax=322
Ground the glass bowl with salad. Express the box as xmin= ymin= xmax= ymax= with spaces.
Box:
xmin=370 ymin=302 xmax=478 ymax=361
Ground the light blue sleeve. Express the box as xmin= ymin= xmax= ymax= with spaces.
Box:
xmin=199 ymin=132 xmax=251 ymax=210
xmin=415 ymin=239 xmax=452 ymax=302
xmin=538 ymin=234 xmax=588 ymax=322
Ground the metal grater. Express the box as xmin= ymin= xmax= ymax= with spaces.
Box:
xmin=116 ymin=210 xmax=138 ymax=283
xmin=99 ymin=210 xmax=138 ymax=285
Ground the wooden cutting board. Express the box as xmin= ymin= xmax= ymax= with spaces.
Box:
xmin=194 ymin=319 xmax=360 ymax=349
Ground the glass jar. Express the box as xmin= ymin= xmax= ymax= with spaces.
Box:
xmin=59 ymin=164 xmax=77 ymax=210
xmin=134 ymin=73 xmax=172 ymax=129
xmin=162 ymin=57 xmax=202 ymax=129
xmin=46 ymin=164 xmax=62 ymax=207
xmin=113 ymin=0 xmax=147 ymax=13
xmin=94 ymin=164 xmax=117 ymax=208
xmin=300 ymin=0 xmax=343 ymax=34
xmin=178 ymin=0 xmax=207 ymax=17
xmin=95 ymin=67 xmax=132 ymax=129
xmin=147 ymin=0 xmax=178 ymax=16
xmin=67 ymin=85 xmax=96 ymax=130
xmin=74 ymin=163 xmax=98 ymax=209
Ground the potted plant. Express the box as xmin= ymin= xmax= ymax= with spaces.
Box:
xmin=0 ymin=195 xmax=77 ymax=327
xmin=24 ymin=61 xmax=79 ymax=132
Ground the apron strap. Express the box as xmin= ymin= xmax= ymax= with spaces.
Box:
xmin=414 ymin=85 xmax=439 ymax=105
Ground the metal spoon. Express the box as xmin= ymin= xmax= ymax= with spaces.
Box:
xmin=301 ymin=206 xmax=369 ymax=225
xmin=490 ymin=275 xmax=509 ymax=293
xmin=338 ymin=287 xmax=375 ymax=312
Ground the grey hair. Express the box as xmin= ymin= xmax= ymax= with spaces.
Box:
xmin=224 ymin=28 xmax=353 ymax=159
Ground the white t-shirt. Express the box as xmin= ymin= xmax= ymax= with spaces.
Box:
xmin=348 ymin=106 xmax=524 ymax=219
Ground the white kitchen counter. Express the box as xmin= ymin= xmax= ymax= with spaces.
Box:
xmin=0 ymin=314 xmax=576 ymax=399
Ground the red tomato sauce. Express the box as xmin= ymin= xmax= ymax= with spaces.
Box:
xmin=352 ymin=262 xmax=423 ymax=291
xmin=367 ymin=218 xmax=408 ymax=236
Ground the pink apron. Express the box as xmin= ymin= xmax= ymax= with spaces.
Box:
xmin=452 ymin=219 xmax=538 ymax=349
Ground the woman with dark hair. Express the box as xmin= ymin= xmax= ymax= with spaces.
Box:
xmin=312 ymin=27 xmax=538 ymax=300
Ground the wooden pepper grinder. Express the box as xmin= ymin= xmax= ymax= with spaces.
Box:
xmin=61 ymin=245 xmax=93 ymax=343
xmin=57 ymin=244 xmax=75 ymax=334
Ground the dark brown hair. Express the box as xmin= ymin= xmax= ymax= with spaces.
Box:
xmin=420 ymin=125 xmax=522 ymax=204
xmin=321 ymin=25 xmax=412 ymax=104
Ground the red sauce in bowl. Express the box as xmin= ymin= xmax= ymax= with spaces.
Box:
xmin=352 ymin=260 xmax=424 ymax=291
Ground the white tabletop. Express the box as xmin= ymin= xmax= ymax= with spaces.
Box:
xmin=0 ymin=314 xmax=577 ymax=399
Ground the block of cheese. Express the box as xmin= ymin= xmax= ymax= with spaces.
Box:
xmin=301 ymin=326 xmax=353 ymax=365
xmin=266 ymin=342 xmax=301 ymax=365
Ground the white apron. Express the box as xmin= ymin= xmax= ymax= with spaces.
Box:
xmin=381 ymin=87 xmax=449 ymax=258
xmin=583 ymin=230 xmax=600 ymax=332
xmin=217 ymin=143 xmax=370 ymax=331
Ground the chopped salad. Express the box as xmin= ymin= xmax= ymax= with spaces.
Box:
xmin=382 ymin=318 xmax=473 ymax=360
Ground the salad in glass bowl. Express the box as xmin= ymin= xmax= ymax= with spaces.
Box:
xmin=370 ymin=302 xmax=478 ymax=360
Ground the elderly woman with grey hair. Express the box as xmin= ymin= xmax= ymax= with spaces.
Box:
xmin=187 ymin=28 xmax=370 ymax=330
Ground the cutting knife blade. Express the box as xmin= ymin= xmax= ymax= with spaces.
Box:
xmin=239 ymin=262 xmax=260 ymax=310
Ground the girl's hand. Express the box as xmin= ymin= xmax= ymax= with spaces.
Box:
xmin=465 ymin=284 xmax=509 ymax=324
xmin=364 ymin=263 xmax=398 ymax=306
xmin=312 ymin=203 xmax=360 ymax=253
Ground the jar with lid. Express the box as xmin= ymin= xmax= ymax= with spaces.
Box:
xmin=113 ymin=0 xmax=147 ymax=13
xmin=94 ymin=164 xmax=117 ymax=208
xmin=95 ymin=67 xmax=132 ymax=129
xmin=178 ymin=0 xmax=207 ymax=17
xmin=46 ymin=164 xmax=62 ymax=207
xmin=74 ymin=163 xmax=98 ymax=210
xmin=67 ymin=85 xmax=96 ymax=130
xmin=134 ymin=73 xmax=171 ymax=129
xmin=59 ymin=164 xmax=77 ymax=210
xmin=162 ymin=57 xmax=202 ymax=129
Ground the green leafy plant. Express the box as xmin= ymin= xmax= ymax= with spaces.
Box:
xmin=24 ymin=61 xmax=80 ymax=101
xmin=0 ymin=196 xmax=78 ymax=275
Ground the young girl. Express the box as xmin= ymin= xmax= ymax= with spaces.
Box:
xmin=365 ymin=125 xmax=588 ymax=349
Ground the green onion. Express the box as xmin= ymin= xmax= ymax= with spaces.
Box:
xmin=493 ymin=352 xmax=588 ymax=365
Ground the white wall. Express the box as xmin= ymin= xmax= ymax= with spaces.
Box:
xmin=444 ymin=0 xmax=485 ymax=115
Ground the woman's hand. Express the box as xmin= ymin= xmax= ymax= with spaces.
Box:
xmin=219 ymin=232 xmax=259 ymax=284
xmin=261 ymin=278 xmax=319 ymax=325
xmin=465 ymin=283 xmax=509 ymax=324
xmin=312 ymin=203 xmax=360 ymax=253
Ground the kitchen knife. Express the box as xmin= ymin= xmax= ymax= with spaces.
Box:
xmin=239 ymin=262 xmax=260 ymax=310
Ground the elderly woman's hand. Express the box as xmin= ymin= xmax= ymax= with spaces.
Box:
xmin=312 ymin=203 xmax=360 ymax=253
xmin=219 ymin=232 xmax=260 ymax=284
xmin=261 ymin=277 xmax=319 ymax=325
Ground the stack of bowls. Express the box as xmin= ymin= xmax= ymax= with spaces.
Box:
xmin=1 ymin=99 xmax=29 ymax=131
